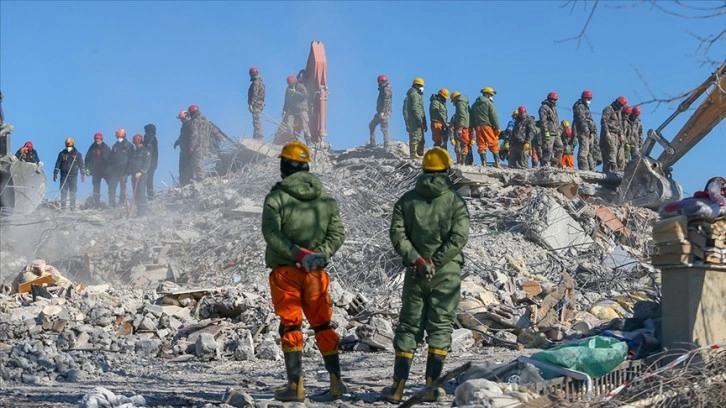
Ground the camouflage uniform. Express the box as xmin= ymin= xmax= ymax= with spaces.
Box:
xmin=248 ymin=73 xmax=266 ymax=140
xmin=538 ymin=100 xmax=564 ymax=166
xmin=599 ymin=102 xmax=623 ymax=173
xmin=617 ymin=113 xmax=632 ymax=171
xmin=283 ymin=83 xmax=311 ymax=143
xmin=628 ymin=114 xmax=643 ymax=160
xmin=572 ymin=99 xmax=599 ymax=171
xmin=189 ymin=111 xmax=224 ymax=181
xmin=402 ymin=86 xmax=426 ymax=158
xmin=510 ymin=114 xmax=537 ymax=168
xmin=369 ymin=81 xmax=393 ymax=147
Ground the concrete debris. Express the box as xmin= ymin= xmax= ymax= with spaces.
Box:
xmin=79 ymin=386 xmax=146 ymax=408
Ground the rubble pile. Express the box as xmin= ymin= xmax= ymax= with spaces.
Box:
xmin=0 ymin=141 xmax=663 ymax=390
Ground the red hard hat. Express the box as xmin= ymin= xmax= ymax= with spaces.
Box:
xmin=547 ymin=91 xmax=559 ymax=101
xmin=518 ymin=106 xmax=527 ymax=116
xmin=249 ymin=67 xmax=259 ymax=75
xmin=582 ymin=90 xmax=593 ymax=99
xmin=616 ymin=96 xmax=628 ymax=106
xmin=188 ymin=105 xmax=199 ymax=114
xmin=377 ymin=74 xmax=388 ymax=82
xmin=115 ymin=128 xmax=127 ymax=138
xmin=94 ymin=132 xmax=103 ymax=141
xmin=287 ymin=75 xmax=296 ymax=85
xmin=25 ymin=141 xmax=33 ymax=150
xmin=623 ymin=105 xmax=633 ymax=115
xmin=632 ymin=106 xmax=641 ymax=116
xmin=132 ymin=134 xmax=143 ymax=145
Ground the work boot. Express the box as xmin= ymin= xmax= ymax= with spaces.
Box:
xmin=479 ymin=152 xmax=487 ymax=167
xmin=380 ymin=353 xmax=413 ymax=403
xmin=322 ymin=352 xmax=348 ymax=399
xmin=416 ymin=141 xmax=425 ymax=157
xmin=409 ymin=143 xmax=419 ymax=159
xmin=493 ymin=154 xmax=501 ymax=168
xmin=423 ymin=348 xmax=447 ymax=402
xmin=367 ymin=135 xmax=376 ymax=147
xmin=275 ymin=351 xmax=305 ymax=402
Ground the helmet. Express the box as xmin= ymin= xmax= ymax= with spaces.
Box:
xmin=451 ymin=91 xmax=461 ymax=100
xmin=115 ymin=128 xmax=127 ymax=138
xmin=616 ymin=96 xmax=628 ymax=106
xmin=562 ymin=120 xmax=570 ymax=128
xmin=177 ymin=110 xmax=188 ymax=120
xmin=482 ymin=86 xmax=496 ymax=95
xmin=279 ymin=141 xmax=310 ymax=164
xmin=286 ymin=75 xmax=296 ymax=85
xmin=512 ymin=109 xmax=519 ymax=118
xmin=422 ymin=147 xmax=452 ymax=171
xmin=94 ymin=132 xmax=103 ymax=141
xmin=24 ymin=141 xmax=33 ymax=150
xmin=65 ymin=137 xmax=75 ymax=147
xmin=412 ymin=77 xmax=425 ymax=87
xmin=623 ymin=105 xmax=633 ymax=115
xmin=438 ymin=88 xmax=450 ymax=99
xmin=132 ymin=134 xmax=143 ymax=145
xmin=582 ymin=90 xmax=593 ymax=99
xmin=188 ymin=105 xmax=199 ymax=114
xmin=518 ymin=106 xmax=527 ymax=116
xmin=632 ymin=106 xmax=641 ymax=116
xmin=377 ymin=74 xmax=388 ymax=82
xmin=547 ymin=91 xmax=559 ymax=100
xmin=249 ymin=67 xmax=259 ymax=75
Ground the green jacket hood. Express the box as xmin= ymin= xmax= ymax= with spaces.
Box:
xmin=278 ymin=171 xmax=322 ymax=201
xmin=415 ymin=173 xmax=452 ymax=199
xmin=456 ymin=95 xmax=470 ymax=105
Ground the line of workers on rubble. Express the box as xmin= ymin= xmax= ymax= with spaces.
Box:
xmin=14 ymin=104 xmax=224 ymax=215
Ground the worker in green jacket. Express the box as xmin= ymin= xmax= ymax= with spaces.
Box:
xmin=261 ymin=141 xmax=347 ymax=402
xmin=403 ymin=77 xmax=427 ymax=159
xmin=381 ymin=147 xmax=471 ymax=403
xmin=451 ymin=92 xmax=471 ymax=165
xmin=429 ymin=88 xmax=450 ymax=149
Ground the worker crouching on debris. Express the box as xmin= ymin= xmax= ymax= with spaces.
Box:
xmin=383 ymin=147 xmax=470 ymax=403
xmin=261 ymin=141 xmax=347 ymax=402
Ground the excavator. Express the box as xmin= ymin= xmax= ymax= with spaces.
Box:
xmin=0 ymin=91 xmax=48 ymax=216
xmin=616 ymin=60 xmax=726 ymax=208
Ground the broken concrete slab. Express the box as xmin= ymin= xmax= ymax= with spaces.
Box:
xmin=527 ymin=194 xmax=594 ymax=255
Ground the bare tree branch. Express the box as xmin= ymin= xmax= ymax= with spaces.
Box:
xmin=555 ymin=0 xmax=599 ymax=51
xmin=648 ymin=0 xmax=726 ymax=19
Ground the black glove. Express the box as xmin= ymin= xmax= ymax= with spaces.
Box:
xmin=301 ymin=252 xmax=327 ymax=272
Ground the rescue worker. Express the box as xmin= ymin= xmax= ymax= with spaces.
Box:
xmin=403 ymin=78 xmax=427 ymax=159
xmin=558 ymin=120 xmax=577 ymax=169
xmin=618 ymin=105 xmax=633 ymax=171
xmin=510 ymin=106 xmax=537 ymax=169
xmin=174 ymin=111 xmax=193 ymax=186
xmin=129 ymin=134 xmax=151 ymax=216
xmin=368 ymin=74 xmax=393 ymax=149
xmin=572 ymin=90 xmax=599 ymax=171
xmin=470 ymin=87 xmax=501 ymax=167
xmin=450 ymin=91 xmax=470 ymax=165
xmin=499 ymin=109 xmax=518 ymax=163
xmin=429 ymin=88 xmax=449 ymax=149
xmin=531 ymin=119 xmax=543 ymax=168
xmin=261 ymin=141 xmax=347 ymax=402
xmin=84 ymin=132 xmax=111 ymax=207
xmin=188 ymin=104 xmax=223 ymax=181
xmin=538 ymin=92 xmax=564 ymax=166
xmin=108 ymin=129 xmax=133 ymax=206
xmin=282 ymin=76 xmax=312 ymax=144
xmin=15 ymin=141 xmax=40 ymax=163
xmin=629 ymin=106 xmax=644 ymax=159
xmin=143 ymin=124 xmax=158 ymax=199
xmin=248 ymin=67 xmax=266 ymax=140
xmin=600 ymin=96 xmax=627 ymax=173
xmin=382 ymin=147 xmax=470 ymax=403
xmin=53 ymin=137 xmax=85 ymax=210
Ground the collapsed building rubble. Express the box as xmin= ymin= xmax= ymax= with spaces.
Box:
xmin=0 ymin=141 xmax=671 ymax=405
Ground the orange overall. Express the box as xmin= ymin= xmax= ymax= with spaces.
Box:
xmin=475 ymin=125 xmax=500 ymax=154
xmin=431 ymin=122 xmax=445 ymax=146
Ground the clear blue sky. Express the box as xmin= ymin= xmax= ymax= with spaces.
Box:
xmin=1 ymin=1 xmax=724 ymax=200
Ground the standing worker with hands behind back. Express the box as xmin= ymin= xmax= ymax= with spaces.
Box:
xmin=261 ymin=141 xmax=347 ymax=402
xmin=53 ymin=137 xmax=85 ymax=211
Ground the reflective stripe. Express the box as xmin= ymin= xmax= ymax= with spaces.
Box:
xmin=320 ymin=349 xmax=339 ymax=357
xmin=395 ymin=351 xmax=414 ymax=359
xmin=428 ymin=348 xmax=448 ymax=356
xmin=281 ymin=346 xmax=303 ymax=353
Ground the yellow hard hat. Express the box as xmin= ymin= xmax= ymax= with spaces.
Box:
xmin=65 ymin=137 xmax=75 ymax=147
xmin=451 ymin=91 xmax=461 ymax=100
xmin=562 ymin=120 xmax=570 ymax=128
xmin=482 ymin=86 xmax=497 ymax=95
xmin=512 ymin=109 xmax=519 ymax=118
xmin=422 ymin=147 xmax=452 ymax=171
xmin=438 ymin=88 xmax=450 ymax=99
xmin=412 ymin=77 xmax=425 ymax=86
xmin=279 ymin=141 xmax=311 ymax=164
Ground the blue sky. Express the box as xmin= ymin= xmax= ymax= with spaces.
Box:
xmin=1 ymin=0 xmax=724 ymax=200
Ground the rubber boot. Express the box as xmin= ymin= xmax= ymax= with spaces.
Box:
xmin=275 ymin=351 xmax=305 ymax=402
xmin=416 ymin=141 xmax=425 ymax=158
xmin=479 ymin=152 xmax=487 ymax=167
xmin=381 ymin=353 xmax=413 ymax=403
xmin=493 ymin=153 xmax=501 ymax=168
xmin=409 ymin=143 xmax=418 ymax=159
xmin=322 ymin=352 xmax=348 ymax=399
xmin=367 ymin=135 xmax=376 ymax=147
xmin=423 ymin=349 xmax=447 ymax=402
